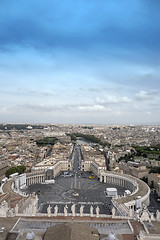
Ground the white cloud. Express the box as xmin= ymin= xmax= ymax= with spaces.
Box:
xmin=121 ymin=96 xmax=132 ymax=103
xmin=78 ymin=104 xmax=105 ymax=111
xmin=146 ymin=111 xmax=151 ymax=115
xmin=96 ymin=95 xmax=132 ymax=104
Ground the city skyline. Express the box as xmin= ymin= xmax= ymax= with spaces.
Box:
xmin=0 ymin=0 xmax=160 ymax=124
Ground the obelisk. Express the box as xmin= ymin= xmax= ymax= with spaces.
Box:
xmin=73 ymin=172 xmax=79 ymax=196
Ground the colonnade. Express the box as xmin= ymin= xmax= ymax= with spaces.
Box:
xmin=25 ymin=160 xmax=70 ymax=186
xmin=100 ymin=173 xmax=137 ymax=193
xmin=26 ymin=174 xmax=45 ymax=186
xmin=100 ymin=172 xmax=150 ymax=209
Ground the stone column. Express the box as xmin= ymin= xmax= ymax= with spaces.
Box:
xmin=108 ymin=176 xmax=110 ymax=183
xmin=14 ymin=204 xmax=19 ymax=216
xmin=120 ymin=179 xmax=122 ymax=186
xmin=122 ymin=179 xmax=124 ymax=187
xmin=100 ymin=175 xmax=103 ymax=182
xmin=112 ymin=207 xmax=115 ymax=218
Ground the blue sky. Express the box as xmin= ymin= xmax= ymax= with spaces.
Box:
xmin=0 ymin=0 xmax=160 ymax=124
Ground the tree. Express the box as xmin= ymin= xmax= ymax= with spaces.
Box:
xmin=142 ymin=153 xmax=147 ymax=158
xmin=5 ymin=165 xmax=26 ymax=178
xmin=36 ymin=137 xmax=58 ymax=146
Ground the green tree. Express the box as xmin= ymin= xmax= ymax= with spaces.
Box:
xmin=5 ymin=165 xmax=26 ymax=178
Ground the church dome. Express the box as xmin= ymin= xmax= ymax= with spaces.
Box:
xmin=108 ymin=233 xmax=117 ymax=240
xmin=26 ymin=231 xmax=35 ymax=240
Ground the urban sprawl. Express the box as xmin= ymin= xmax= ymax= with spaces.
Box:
xmin=1 ymin=124 xmax=160 ymax=240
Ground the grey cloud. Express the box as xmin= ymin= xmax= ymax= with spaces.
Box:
xmin=17 ymin=104 xmax=64 ymax=112
xmin=28 ymin=89 xmax=57 ymax=96
xmin=17 ymin=103 xmax=79 ymax=113
xmin=88 ymin=87 xmax=102 ymax=92
xmin=17 ymin=102 xmax=107 ymax=113
xmin=135 ymin=90 xmax=159 ymax=101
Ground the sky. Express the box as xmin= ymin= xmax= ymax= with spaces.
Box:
xmin=0 ymin=0 xmax=160 ymax=125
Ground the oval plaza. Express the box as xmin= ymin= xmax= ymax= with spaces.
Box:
xmin=12 ymin=144 xmax=150 ymax=217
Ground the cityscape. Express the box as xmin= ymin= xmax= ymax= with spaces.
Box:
xmin=0 ymin=124 xmax=160 ymax=239
xmin=1 ymin=0 xmax=160 ymax=239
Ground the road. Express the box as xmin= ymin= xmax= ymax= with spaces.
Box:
xmin=72 ymin=145 xmax=82 ymax=175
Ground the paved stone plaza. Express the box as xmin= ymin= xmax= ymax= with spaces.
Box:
xmin=23 ymin=172 xmax=126 ymax=214
xmin=22 ymin=145 xmax=128 ymax=215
